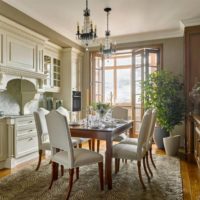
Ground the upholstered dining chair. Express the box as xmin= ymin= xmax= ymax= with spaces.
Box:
xmin=56 ymin=106 xmax=92 ymax=149
xmin=96 ymin=106 xmax=129 ymax=152
xmin=34 ymin=108 xmax=81 ymax=171
xmin=34 ymin=108 xmax=51 ymax=171
xmin=112 ymin=109 xmax=152 ymax=189
xmin=46 ymin=110 xmax=104 ymax=200
xmin=120 ymin=109 xmax=157 ymax=176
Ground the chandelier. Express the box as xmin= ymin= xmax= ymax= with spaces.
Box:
xmin=100 ymin=7 xmax=116 ymax=58
xmin=76 ymin=0 xmax=97 ymax=49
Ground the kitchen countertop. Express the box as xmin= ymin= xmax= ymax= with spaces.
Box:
xmin=0 ymin=114 xmax=33 ymax=119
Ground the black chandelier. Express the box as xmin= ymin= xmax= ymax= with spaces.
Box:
xmin=100 ymin=7 xmax=116 ymax=58
xmin=76 ymin=0 xmax=97 ymax=49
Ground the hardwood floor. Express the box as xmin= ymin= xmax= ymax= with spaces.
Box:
xmin=0 ymin=142 xmax=200 ymax=200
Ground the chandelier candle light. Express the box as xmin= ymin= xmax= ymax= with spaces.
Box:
xmin=76 ymin=0 xmax=97 ymax=49
xmin=100 ymin=7 xmax=116 ymax=58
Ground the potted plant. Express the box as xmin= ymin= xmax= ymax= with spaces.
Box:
xmin=91 ymin=102 xmax=110 ymax=119
xmin=143 ymin=70 xmax=185 ymax=154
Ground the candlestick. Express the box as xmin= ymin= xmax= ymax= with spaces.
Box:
xmin=110 ymin=91 xmax=113 ymax=107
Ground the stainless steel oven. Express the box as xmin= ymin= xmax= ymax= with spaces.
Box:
xmin=72 ymin=91 xmax=81 ymax=112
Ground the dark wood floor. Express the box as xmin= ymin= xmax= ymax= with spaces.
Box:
xmin=0 ymin=142 xmax=200 ymax=200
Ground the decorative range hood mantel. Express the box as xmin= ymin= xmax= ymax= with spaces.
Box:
xmin=0 ymin=66 xmax=47 ymax=92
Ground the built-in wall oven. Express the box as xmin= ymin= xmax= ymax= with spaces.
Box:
xmin=72 ymin=91 xmax=81 ymax=112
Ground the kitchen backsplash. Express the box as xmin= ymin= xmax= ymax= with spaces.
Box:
xmin=0 ymin=91 xmax=20 ymax=115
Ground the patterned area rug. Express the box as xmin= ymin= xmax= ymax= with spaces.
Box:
xmin=0 ymin=155 xmax=183 ymax=200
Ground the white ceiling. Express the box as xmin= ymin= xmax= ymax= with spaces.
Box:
xmin=2 ymin=0 xmax=200 ymax=45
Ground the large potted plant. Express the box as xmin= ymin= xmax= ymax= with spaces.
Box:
xmin=143 ymin=70 xmax=185 ymax=153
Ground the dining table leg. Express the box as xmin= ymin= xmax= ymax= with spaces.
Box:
xmin=105 ymin=136 xmax=112 ymax=190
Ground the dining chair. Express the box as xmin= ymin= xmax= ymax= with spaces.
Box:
xmin=120 ymin=109 xmax=157 ymax=176
xmin=96 ymin=106 xmax=129 ymax=152
xmin=56 ymin=106 xmax=92 ymax=149
xmin=112 ymin=109 xmax=152 ymax=189
xmin=46 ymin=110 xmax=104 ymax=200
xmin=34 ymin=108 xmax=51 ymax=171
xmin=34 ymin=107 xmax=82 ymax=171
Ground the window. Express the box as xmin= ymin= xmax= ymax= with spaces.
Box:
xmin=91 ymin=47 xmax=161 ymax=131
xmin=103 ymin=52 xmax=132 ymax=106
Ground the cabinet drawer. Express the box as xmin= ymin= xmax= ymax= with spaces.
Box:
xmin=16 ymin=116 xmax=35 ymax=126
xmin=16 ymin=135 xmax=38 ymax=158
xmin=17 ymin=128 xmax=37 ymax=137
xmin=16 ymin=117 xmax=35 ymax=131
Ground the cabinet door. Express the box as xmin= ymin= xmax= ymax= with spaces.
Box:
xmin=0 ymin=30 xmax=5 ymax=66
xmin=44 ymin=55 xmax=53 ymax=88
xmin=6 ymin=35 xmax=36 ymax=71
xmin=0 ymin=119 xmax=8 ymax=161
xmin=37 ymin=46 xmax=44 ymax=73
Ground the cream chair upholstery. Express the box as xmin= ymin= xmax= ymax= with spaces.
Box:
xmin=34 ymin=108 xmax=51 ymax=171
xmin=112 ymin=106 xmax=129 ymax=141
xmin=120 ymin=109 xmax=157 ymax=173
xmin=112 ymin=109 xmax=152 ymax=189
xmin=46 ymin=110 xmax=104 ymax=199
xmin=34 ymin=107 xmax=81 ymax=171
xmin=96 ymin=106 xmax=129 ymax=152
xmin=56 ymin=106 xmax=91 ymax=149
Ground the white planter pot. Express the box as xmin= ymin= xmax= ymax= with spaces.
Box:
xmin=163 ymin=135 xmax=181 ymax=156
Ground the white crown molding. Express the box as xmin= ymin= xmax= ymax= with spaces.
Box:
xmin=0 ymin=15 xmax=48 ymax=42
xmin=91 ymin=28 xmax=183 ymax=47
xmin=180 ymin=17 xmax=200 ymax=28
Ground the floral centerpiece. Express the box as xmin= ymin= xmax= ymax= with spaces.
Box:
xmin=189 ymin=82 xmax=200 ymax=114
xmin=92 ymin=102 xmax=110 ymax=118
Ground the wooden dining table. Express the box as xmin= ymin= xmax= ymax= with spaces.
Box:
xmin=70 ymin=120 xmax=133 ymax=190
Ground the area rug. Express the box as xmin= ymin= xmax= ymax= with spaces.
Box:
xmin=0 ymin=155 xmax=183 ymax=200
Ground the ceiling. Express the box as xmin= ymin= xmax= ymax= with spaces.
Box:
xmin=2 ymin=0 xmax=200 ymax=46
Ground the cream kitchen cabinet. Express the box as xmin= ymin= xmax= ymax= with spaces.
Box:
xmin=6 ymin=34 xmax=37 ymax=71
xmin=43 ymin=44 xmax=62 ymax=93
xmin=0 ymin=118 xmax=8 ymax=162
xmin=0 ymin=30 xmax=6 ymax=66
xmin=14 ymin=116 xmax=38 ymax=158
xmin=2 ymin=115 xmax=39 ymax=169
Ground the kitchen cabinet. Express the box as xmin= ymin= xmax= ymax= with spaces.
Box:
xmin=0 ymin=118 xmax=8 ymax=161
xmin=0 ymin=30 xmax=5 ymax=66
xmin=6 ymin=34 xmax=37 ymax=71
xmin=14 ymin=116 xmax=38 ymax=158
xmin=185 ymin=25 xmax=200 ymax=160
xmin=43 ymin=44 xmax=61 ymax=93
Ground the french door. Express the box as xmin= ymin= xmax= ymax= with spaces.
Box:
xmin=132 ymin=48 xmax=160 ymax=133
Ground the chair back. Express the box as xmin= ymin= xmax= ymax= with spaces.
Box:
xmin=137 ymin=109 xmax=152 ymax=159
xmin=111 ymin=106 xmax=128 ymax=120
xmin=146 ymin=109 xmax=157 ymax=149
xmin=46 ymin=110 xmax=74 ymax=168
xmin=34 ymin=108 xmax=49 ymax=149
xmin=56 ymin=106 xmax=70 ymax=122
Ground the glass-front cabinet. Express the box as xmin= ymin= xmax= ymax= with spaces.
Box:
xmin=43 ymin=50 xmax=61 ymax=92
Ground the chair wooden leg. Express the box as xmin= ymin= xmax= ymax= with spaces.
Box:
xmin=137 ymin=161 xmax=146 ymax=189
xmin=76 ymin=167 xmax=79 ymax=180
xmin=149 ymin=148 xmax=157 ymax=169
xmin=146 ymin=152 xmax=153 ymax=177
xmin=61 ymin=165 xmax=64 ymax=176
xmin=117 ymin=159 xmax=120 ymax=173
xmin=78 ymin=143 xmax=82 ymax=148
xmin=97 ymin=140 xmax=100 ymax=153
xmin=143 ymin=157 xmax=150 ymax=182
xmin=49 ymin=162 xmax=58 ymax=189
xmin=115 ymin=158 xmax=119 ymax=174
xmin=35 ymin=149 xmax=42 ymax=171
xmin=66 ymin=168 xmax=74 ymax=200
xmin=98 ymin=162 xmax=104 ymax=191
xmin=88 ymin=140 xmax=92 ymax=150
